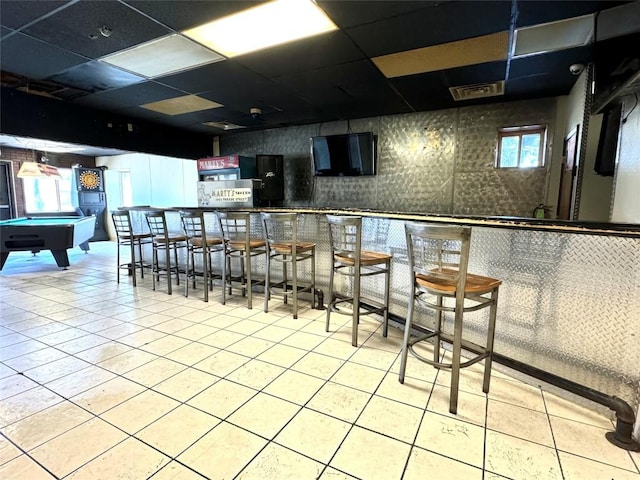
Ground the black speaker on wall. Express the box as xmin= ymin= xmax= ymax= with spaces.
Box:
xmin=594 ymin=103 xmax=622 ymax=177
xmin=256 ymin=154 xmax=284 ymax=202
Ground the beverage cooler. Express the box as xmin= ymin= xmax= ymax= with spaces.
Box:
xmin=197 ymin=154 xmax=256 ymax=181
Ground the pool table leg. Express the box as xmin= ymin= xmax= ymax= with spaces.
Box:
xmin=79 ymin=241 xmax=90 ymax=253
xmin=50 ymin=250 xmax=71 ymax=269
xmin=0 ymin=252 xmax=8 ymax=270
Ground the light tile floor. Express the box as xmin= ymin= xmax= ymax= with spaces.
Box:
xmin=0 ymin=242 xmax=639 ymax=479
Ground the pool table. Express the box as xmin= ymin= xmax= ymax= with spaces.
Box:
xmin=0 ymin=216 xmax=97 ymax=270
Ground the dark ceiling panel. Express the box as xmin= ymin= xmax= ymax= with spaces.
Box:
xmin=509 ymin=47 xmax=591 ymax=81
xmin=273 ymin=59 xmax=386 ymax=93
xmin=211 ymin=93 xmax=314 ymax=121
xmin=1 ymin=0 xmax=636 ymax=142
xmin=265 ymin=106 xmax=339 ymax=127
xmin=155 ymin=61 xmax=244 ymax=95
xmin=296 ymin=86 xmax=354 ymax=107
xmin=391 ymin=71 xmax=460 ymax=112
xmin=22 ymin=1 xmax=171 ymax=58
xmin=235 ymin=31 xmax=366 ymax=79
xmin=72 ymin=81 xmax=187 ymax=109
xmin=0 ymin=26 xmax=13 ymax=40
xmin=0 ymin=0 xmax=69 ymax=30
xmin=0 ymin=32 xmax=87 ymax=80
xmin=48 ymin=61 xmax=145 ymax=93
xmin=507 ymin=47 xmax=592 ymax=97
xmin=158 ymin=60 xmax=306 ymax=115
xmin=346 ymin=1 xmax=512 ymax=57
xmin=123 ymin=0 xmax=266 ymax=30
xmin=515 ymin=1 xmax=629 ymax=28
xmin=391 ymin=61 xmax=510 ymax=113
xmin=441 ymin=61 xmax=508 ymax=87
xmin=317 ymin=1 xmax=440 ymax=29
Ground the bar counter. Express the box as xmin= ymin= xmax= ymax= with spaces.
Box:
xmin=124 ymin=206 xmax=640 ymax=438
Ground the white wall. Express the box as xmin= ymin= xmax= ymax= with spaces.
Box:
xmin=545 ymin=96 xmax=568 ymax=215
xmin=96 ymin=152 xmax=198 ymax=209
xmin=578 ymin=113 xmax=614 ymax=221
xmin=563 ymin=70 xmax=587 ymax=219
xmin=611 ymin=94 xmax=640 ymax=223
xmin=96 ymin=152 xmax=198 ymax=239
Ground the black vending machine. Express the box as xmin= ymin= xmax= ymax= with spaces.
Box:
xmin=72 ymin=167 xmax=109 ymax=241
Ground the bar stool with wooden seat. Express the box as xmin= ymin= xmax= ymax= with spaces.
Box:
xmin=399 ymin=222 xmax=501 ymax=414
xmin=180 ymin=210 xmax=224 ymax=302
xmin=261 ymin=212 xmax=316 ymax=319
xmin=325 ymin=215 xmax=392 ymax=347
xmin=216 ymin=211 xmax=266 ymax=309
xmin=145 ymin=210 xmax=187 ymax=295
xmin=111 ymin=210 xmax=152 ymax=287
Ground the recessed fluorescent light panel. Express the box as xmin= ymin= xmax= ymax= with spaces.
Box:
xmin=101 ymin=34 xmax=224 ymax=77
xmin=183 ymin=0 xmax=338 ymax=58
xmin=513 ymin=14 xmax=594 ymax=58
xmin=141 ymin=95 xmax=223 ymax=115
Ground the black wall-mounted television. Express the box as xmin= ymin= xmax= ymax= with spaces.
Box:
xmin=311 ymin=132 xmax=376 ymax=176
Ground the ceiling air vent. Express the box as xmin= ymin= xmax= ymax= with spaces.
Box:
xmin=449 ymin=80 xmax=505 ymax=101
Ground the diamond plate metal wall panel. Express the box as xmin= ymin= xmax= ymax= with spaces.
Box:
xmin=469 ymin=227 xmax=640 ymax=411
xmin=377 ymin=111 xmax=456 ymax=213
xmin=221 ymin=98 xmax=555 ymax=216
xmin=260 ymin=125 xmax=318 ymax=206
xmin=297 ymin=215 xmax=640 ymax=413
xmin=454 ymin=169 xmax=547 ymax=216
xmin=456 ymin=98 xmax=556 ymax=172
xmin=126 ymin=210 xmax=640 ymax=412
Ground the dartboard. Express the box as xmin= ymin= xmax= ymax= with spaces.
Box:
xmin=79 ymin=170 xmax=101 ymax=190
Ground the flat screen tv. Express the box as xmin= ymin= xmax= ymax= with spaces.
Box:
xmin=311 ymin=132 xmax=376 ymax=176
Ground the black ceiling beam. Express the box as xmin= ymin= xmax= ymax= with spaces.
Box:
xmin=0 ymin=87 xmax=214 ymax=159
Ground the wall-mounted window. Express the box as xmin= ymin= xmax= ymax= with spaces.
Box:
xmin=496 ymin=125 xmax=546 ymax=168
xmin=23 ymin=168 xmax=74 ymax=213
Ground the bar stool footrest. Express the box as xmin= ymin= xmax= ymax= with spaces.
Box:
xmin=408 ymin=331 xmax=491 ymax=369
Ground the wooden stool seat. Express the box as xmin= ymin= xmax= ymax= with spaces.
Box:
xmin=416 ymin=269 xmax=502 ymax=294
xmin=326 ymin=215 xmax=391 ymax=347
xmin=111 ymin=210 xmax=152 ymax=287
xmin=145 ymin=210 xmax=187 ymax=295
xmin=400 ymin=222 xmax=501 ymax=415
xmin=262 ymin=213 xmax=316 ymax=319
xmin=181 ymin=211 xmax=224 ymax=302
xmin=217 ymin=211 xmax=266 ymax=309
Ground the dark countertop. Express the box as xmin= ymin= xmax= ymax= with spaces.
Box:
xmin=119 ymin=206 xmax=640 ymax=238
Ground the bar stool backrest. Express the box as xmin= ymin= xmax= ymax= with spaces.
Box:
xmin=261 ymin=212 xmax=297 ymax=250
xmin=217 ymin=211 xmax=251 ymax=244
xmin=145 ymin=210 xmax=170 ymax=242
xmin=326 ymin=215 xmax=362 ymax=261
xmin=181 ymin=210 xmax=207 ymax=245
xmin=405 ymin=222 xmax=471 ymax=296
xmin=112 ymin=210 xmax=134 ymax=239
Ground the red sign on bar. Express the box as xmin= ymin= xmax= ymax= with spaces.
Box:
xmin=197 ymin=154 xmax=239 ymax=171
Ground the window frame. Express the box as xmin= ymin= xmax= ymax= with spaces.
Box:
xmin=23 ymin=167 xmax=75 ymax=214
xmin=496 ymin=125 xmax=547 ymax=169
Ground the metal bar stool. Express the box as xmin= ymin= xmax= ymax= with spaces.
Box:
xmin=325 ymin=215 xmax=392 ymax=347
xmin=180 ymin=210 xmax=224 ymax=302
xmin=261 ymin=212 xmax=316 ymax=319
xmin=111 ymin=210 xmax=152 ymax=287
xmin=216 ymin=211 xmax=266 ymax=309
xmin=399 ymin=222 xmax=501 ymax=414
xmin=145 ymin=210 xmax=187 ymax=295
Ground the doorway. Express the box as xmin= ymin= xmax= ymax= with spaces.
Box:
xmin=557 ymin=126 xmax=579 ymax=220
xmin=0 ymin=161 xmax=17 ymax=220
